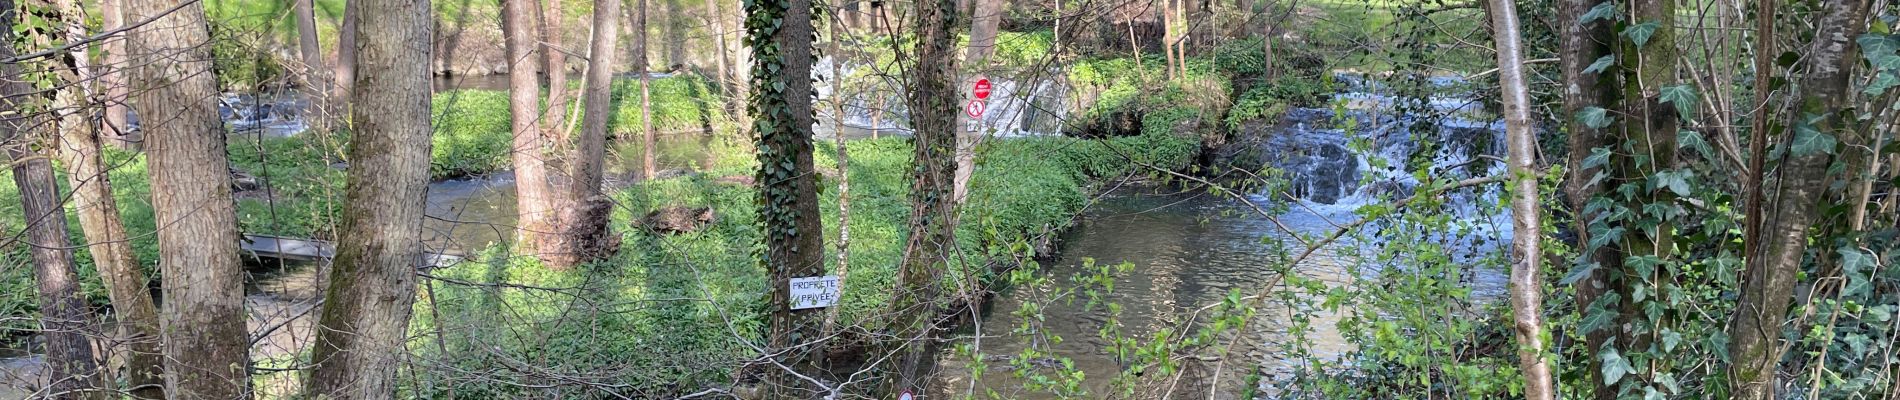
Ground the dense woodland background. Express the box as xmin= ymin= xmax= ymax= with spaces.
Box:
xmin=0 ymin=0 xmax=1896 ymax=399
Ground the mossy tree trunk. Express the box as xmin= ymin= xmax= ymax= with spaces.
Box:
xmin=124 ymin=0 xmax=251 ymax=396
xmin=744 ymin=0 xmax=827 ymax=392
xmin=887 ymin=0 xmax=959 ymax=392
xmin=305 ymin=0 xmax=435 ymax=396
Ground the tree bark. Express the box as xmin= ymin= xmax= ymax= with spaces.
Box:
xmin=123 ymin=0 xmax=250 ymax=396
xmin=506 ymin=0 xmax=560 ymax=254
xmin=1162 ymin=0 xmax=1177 ymax=79
xmin=707 ymin=0 xmax=737 ymax=109
xmin=743 ymin=0 xmax=827 ymax=391
xmin=1 ymin=7 xmax=106 ymax=395
xmin=1608 ymin=0 xmax=1678 ymax=388
xmin=43 ymin=1 xmax=163 ymax=396
xmin=1556 ymin=0 xmax=1619 ymax=398
xmin=1728 ymin=2 xmax=1865 ymax=399
xmin=636 ymin=0 xmax=657 ymax=179
xmin=304 ymin=0 xmax=434 ymax=396
xmin=98 ymin=0 xmax=133 ymax=147
xmin=1488 ymin=1 xmax=1553 ymax=398
xmin=335 ymin=0 xmax=359 ymax=104
xmin=294 ymin=0 xmax=334 ymax=132
xmin=821 ymin=7 xmax=853 ymax=337
xmin=545 ymin=0 xmax=623 ymax=268
xmin=539 ymin=0 xmax=571 ymax=137
xmin=887 ymin=0 xmax=959 ymax=392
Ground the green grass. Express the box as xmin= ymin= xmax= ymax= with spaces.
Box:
xmin=409 ymin=127 xmax=1201 ymax=396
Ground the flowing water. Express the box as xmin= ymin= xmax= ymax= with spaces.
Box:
xmin=3 ymin=71 xmax=1513 ymax=398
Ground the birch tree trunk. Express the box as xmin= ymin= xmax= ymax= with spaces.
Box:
xmin=123 ymin=0 xmax=250 ymax=396
xmin=1487 ymin=1 xmax=1553 ymax=398
xmin=305 ymin=0 xmax=434 ymax=396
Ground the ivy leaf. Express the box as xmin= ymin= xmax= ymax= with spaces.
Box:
xmin=1857 ymin=34 xmax=1900 ymax=66
xmin=1662 ymin=330 xmax=1683 ymax=352
xmin=1624 ymin=21 xmax=1661 ymax=48
xmin=1578 ymin=106 xmax=1614 ymax=129
xmin=1678 ymin=130 xmax=1716 ymax=161
xmin=1582 ymin=146 xmax=1613 ymax=169
xmin=1584 ymin=55 xmax=1616 ymax=75
xmin=1580 ymin=1 xmax=1617 ymax=24
xmin=1791 ymin=113 xmax=1838 ymax=157
xmin=1658 ymin=84 xmax=1698 ymax=119
xmin=1877 ymin=72 xmax=1900 ymax=96
xmin=1560 ymin=262 xmax=1598 ymax=285
xmin=1644 ymin=386 xmax=1665 ymax=400
xmin=1599 ymin=346 xmax=1636 ymax=385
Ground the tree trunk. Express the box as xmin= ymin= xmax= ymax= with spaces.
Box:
xmin=1556 ymin=0 xmax=1619 ymax=398
xmin=1729 ymin=2 xmax=1865 ymax=399
xmin=294 ymin=0 xmax=334 ymax=132
xmin=887 ymin=0 xmax=959 ymax=392
xmin=123 ymin=0 xmax=250 ymax=396
xmin=45 ymin=2 xmax=163 ymax=396
xmin=506 ymin=0 xmax=560 ymax=253
xmin=952 ymin=0 xmax=1001 ymax=205
xmin=539 ymin=0 xmax=571 ymax=137
xmin=821 ymin=8 xmax=853 ymax=337
xmin=335 ymin=0 xmax=359 ymax=103
xmin=98 ymin=0 xmax=134 ymax=147
xmin=305 ymin=0 xmax=434 ymax=396
xmin=1 ymin=8 xmax=105 ymax=394
xmin=743 ymin=0 xmax=827 ymax=391
xmin=1607 ymin=0 xmax=1678 ymax=390
xmin=1162 ymin=0 xmax=1177 ymax=79
xmin=545 ymin=0 xmax=623 ymax=268
xmin=1488 ymin=1 xmax=1553 ymax=398
xmin=706 ymin=0 xmax=737 ymax=116
xmin=636 ymin=0 xmax=657 ymax=179
xmin=3 ymin=123 xmax=105 ymax=400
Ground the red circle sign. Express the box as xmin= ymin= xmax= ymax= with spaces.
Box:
xmin=973 ymin=78 xmax=992 ymax=100
xmin=965 ymin=100 xmax=986 ymax=118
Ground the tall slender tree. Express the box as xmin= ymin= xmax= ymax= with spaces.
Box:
xmin=1487 ymin=0 xmax=1553 ymax=398
xmin=547 ymin=0 xmax=623 ymax=268
xmin=744 ymin=0 xmax=826 ymax=391
xmin=539 ymin=0 xmax=572 ymax=135
xmin=47 ymin=1 xmax=163 ymax=396
xmin=305 ymin=0 xmax=435 ymax=396
xmin=1729 ymin=1 xmax=1866 ymax=398
xmin=1556 ymin=0 xmax=1621 ymax=398
xmin=97 ymin=0 xmax=132 ymax=146
xmin=952 ymin=0 xmax=1001 ymax=205
xmin=124 ymin=0 xmax=250 ymax=396
xmin=635 ymin=0 xmax=658 ymax=178
xmin=294 ymin=0 xmax=333 ymax=131
xmin=505 ymin=0 xmax=560 ymax=255
xmin=335 ymin=0 xmax=359 ymax=102
xmin=887 ymin=0 xmax=959 ymax=391
xmin=2 ymin=5 xmax=105 ymax=396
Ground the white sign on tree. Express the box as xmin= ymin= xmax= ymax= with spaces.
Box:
xmin=789 ymin=276 xmax=842 ymax=310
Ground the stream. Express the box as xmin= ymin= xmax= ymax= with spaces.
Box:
xmin=1 ymin=72 xmax=1513 ymax=399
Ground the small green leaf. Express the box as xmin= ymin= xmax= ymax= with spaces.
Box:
xmin=1662 ymin=330 xmax=1682 ymax=352
xmin=1578 ymin=107 xmax=1614 ymax=129
xmin=1600 ymin=346 xmax=1635 ymax=385
xmin=1791 ymin=113 xmax=1838 ymax=157
xmin=1624 ymin=21 xmax=1661 ymax=47
xmin=1584 ymin=55 xmax=1615 ymax=75
xmin=1560 ymin=262 xmax=1598 ymax=285
xmin=1677 ymin=130 xmax=1716 ymax=161
xmin=1580 ymin=2 xmax=1617 ymax=24
xmin=1658 ymin=84 xmax=1698 ymax=118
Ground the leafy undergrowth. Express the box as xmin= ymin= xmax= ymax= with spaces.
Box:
xmin=409 ymin=130 xmax=1200 ymax=397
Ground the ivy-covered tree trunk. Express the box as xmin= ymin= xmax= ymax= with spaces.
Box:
xmin=124 ymin=0 xmax=251 ymax=396
xmin=1487 ymin=1 xmax=1552 ymax=398
xmin=745 ymin=0 xmax=827 ymax=392
xmin=887 ymin=0 xmax=959 ymax=392
xmin=505 ymin=0 xmax=561 ymax=256
xmin=1556 ymin=0 xmax=1621 ymax=398
xmin=1601 ymin=0 xmax=1678 ymax=394
xmin=305 ymin=0 xmax=434 ymax=396
xmin=1728 ymin=1 xmax=1865 ymax=398
xmin=1 ymin=7 xmax=105 ymax=394
xmin=45 ymin=1 xmax=164 ymax=395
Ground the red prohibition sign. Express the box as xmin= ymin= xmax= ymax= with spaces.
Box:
xmin=972 ymin=78 xmax=992 ymax=100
